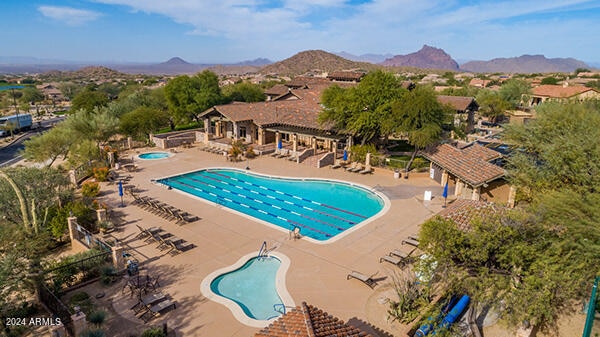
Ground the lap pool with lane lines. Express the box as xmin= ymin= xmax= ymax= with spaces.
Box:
xmin=157 ymin=168 xmax=387 ymax=242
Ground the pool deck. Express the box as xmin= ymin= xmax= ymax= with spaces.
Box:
xmin=103 ymin=146 xmax=447 ymax=336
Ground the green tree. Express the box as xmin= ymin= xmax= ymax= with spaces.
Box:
xmin=70 ymin=89 xmax=109 ymax=113
xmin=391 ymin=86 xmax=451 ymax=172
xmin=22 ymin=124 xmax=74 ymax=166
xmin=21 ymin=87 xmax=45 ymax=105
xmin=540 ymin=77 xmax=559 ymax=85
xmin=164 ymin=70 xmax=224 ymax=124
xmin=120 ymin=106 xmax=170 ymax=140
xmin=498 ymin=79 xmax=531 ymax=108
xmin=58 ymin=82 xmax=81 ymax=101
xmin=476 ymin=89 xmax=510 ymax=123
xmin=319 ymin=70 xmax=406 ymax=144
xmin=502 ymin=101 xmax=600 ymax=200
xmin=222 ymin=82 xmax=265 ymax=102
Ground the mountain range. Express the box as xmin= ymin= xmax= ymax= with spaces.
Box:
xmin=0 ymin=47 xmax=594 ymax=75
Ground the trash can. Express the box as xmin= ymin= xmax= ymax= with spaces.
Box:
xmin=394 ymin=169 xmax=400 ymax=179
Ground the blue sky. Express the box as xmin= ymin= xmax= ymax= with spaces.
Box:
xmin=1 ymin=0 xmax=599 ymax=64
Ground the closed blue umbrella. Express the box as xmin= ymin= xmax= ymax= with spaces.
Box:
xmin=343 ymin=149 xmax=348 ymax=161
xmin=277 ymin=139 xmax=282 ymax=149
xmin=118 ymin=180 xmax=124 ymax=207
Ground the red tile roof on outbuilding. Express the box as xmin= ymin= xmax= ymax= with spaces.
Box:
xmin=422 ymin=144 xmax=504 ymax=187
xmin=438 ymin=199 xmax=504 ymax=231
xmin=255 ymin=302 xmax=372 ymax=337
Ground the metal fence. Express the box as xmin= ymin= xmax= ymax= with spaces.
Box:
xmin=38 ymin=281 xmax=74 ymax=336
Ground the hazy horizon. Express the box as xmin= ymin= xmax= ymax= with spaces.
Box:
xmin=1 ymin=1 xmax=599 ymax=65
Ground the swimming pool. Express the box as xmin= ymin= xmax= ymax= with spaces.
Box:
xmin=200 ymin=251 xmax=294 ymax=327
xmin=139 ymin=152 xmax=170 ymax=160
xmin=157 ymin=168 xmax=387 ymax=242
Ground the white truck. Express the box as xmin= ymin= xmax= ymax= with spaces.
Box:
xmin=0 ymin=113 xmax=33 ymax=137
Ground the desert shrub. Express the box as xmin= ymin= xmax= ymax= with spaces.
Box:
xmin=141 ymin=327 xmax=167 ymax=337
xmin=245 ymin=145 xmax=256 ymax=158
xmin=88 ymin=310 xmax=107 ymax=327
xmin=81 ymin=181 xmax=100 ymax=198
xmin=92 ymin=167 xmax=110 ymax=182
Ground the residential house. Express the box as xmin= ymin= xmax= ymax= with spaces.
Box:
xmin=527 ymin=84 xmax=600 ymax=106
xmin=422 ymin=143 xmax=515 ymax=206
xmin=437 ymin=95 xmax=479 ymax=133
xmin=469 ymin=78 xmax=492 ymax=88
xmin=326 ymin=71 xmax=365 ymax=83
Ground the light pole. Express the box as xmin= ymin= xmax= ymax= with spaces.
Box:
xmin=10 ymin=87 xmax=20 ymax=130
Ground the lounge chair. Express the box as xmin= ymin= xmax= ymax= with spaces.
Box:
xmin=140 ymin=299 xmax=176 ymax=322
xmin=349 ymin=163 xmax=363 ymax=173
xmin=345 ymin=162 xmax=358 ymax=172
xmin=168 ymin=240 xmax=190 ymax=255
xmin=390 ymin=249 xmax=413 ymax=260
xmin=331 ymin=160 xmax=342 ymax=169
xmin=131 ymin=291 xmax=167 ymax=314
xmin=359 ymin=164 xmax=373 ymax=174
xmin=379 ymin=255 xmax=406 ymax=267
xmin=402 ymin=238 xmax=420 ymax=248
xmin=346 ymin=271 xmax=377 ymax=289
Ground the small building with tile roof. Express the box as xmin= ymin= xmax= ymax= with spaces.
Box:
xmin=198 ymin=82 xmax=349 ymax=163
xmin=255 ymin=301 xmax=373 ymax=337
xmin=326 ymin=71 xmax=365 ymax=83
xmin=422 ymin=143 xmax=515 ymax=206
xmin=527 ymin=84 xmax=600 ymax=106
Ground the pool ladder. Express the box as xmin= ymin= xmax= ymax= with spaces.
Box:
xmin=257 ymin=241 xmax=268 ymax=259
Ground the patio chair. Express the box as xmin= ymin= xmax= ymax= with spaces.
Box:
xmin=402 ymin=238 xmax=420 ymax=248
xmin=346 ymin=271 xmax=377 ymax=289
xmin=331 ymin=160 xmax=342 ymax=169
xmin=379 ymin=254 xmax=406 ymax=267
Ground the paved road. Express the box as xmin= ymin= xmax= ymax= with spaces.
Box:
xmin=0 ymin=116 xmax=65 ymax=167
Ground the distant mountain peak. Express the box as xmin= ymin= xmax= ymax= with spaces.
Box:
xmin=162 ymin=57 xmax=190 ymax=65
xmin=381 ymin=45 xmax=459 ymax=70
xmin=460 ymin=54 xmax=589 ymax=73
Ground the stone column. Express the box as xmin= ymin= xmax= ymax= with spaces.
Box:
xmin=71 ymin=310 xmax=87 ymax=337
xmin=455 ymin=180 xmax=464 ymax=197
xmin=312 ymin=136 xmax=317 ymax=153
xmin=275 ymin=132 xmax=281 ymax=148
xmin=292 ymin=134 xmax=298 ymax=153
xmin=112 ymin=245 xmax=125 ymax=270
xmin=96 ymin=208 xmax=107 ymax=223
xmin=507 ymin=185 xmax=516 ymax=208
xmin=472 ymin=186 xmax=481 ymax=200
xmin=68 ymin=170 xmax=77 ymax=186
xmin=67 ymin=216 xmax=78 ymax=243
xmin=232 ymin=122 xmax=238 ymax=140
xmin=127 ymin=136 xmax=133 ymax=150
xmin=204 ymin=118 xmax=211 ymax=144
xmin=331 ymin=140 xmax=337 ymax=153
xmin=214 ymin=121 xmax=221 ymax=138
xmin=258 ymin=127 xmax=265 ymax=146
xmin=107 ymin=151 xmax=115 ymax=168
xmin=441 ymin=170 xmax=449 ymax=186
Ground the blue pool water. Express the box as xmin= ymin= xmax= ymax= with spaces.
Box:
xmin=139 ymin=152 xmax=170 ymax=160
xmin=210 ymin=256 xmax=283 ymax=320
xmin=157 ymin=168 xmax=385 ymax=241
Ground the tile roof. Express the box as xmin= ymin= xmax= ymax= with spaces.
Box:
xmin=203 ymin=85 xmax=335 ymax=131
xmin=422 ymin=144 xmax=505 ymax=187
xmin=255 ymin=302 xmax=373 ymax=337
xmin=461 ymin=143 xmax=502 ymax=162
xmin=531 ymin=84 xmax=597 ymax=98
xmin=436 ymin=95 xmax=478 ymax=112
xmin=438 ymin=199 xmax=504 ymax=231
xmin=265 ymin=84 xmax=291 ymax=96
xmin=326 ymin=71 xmax=365 ymax=81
